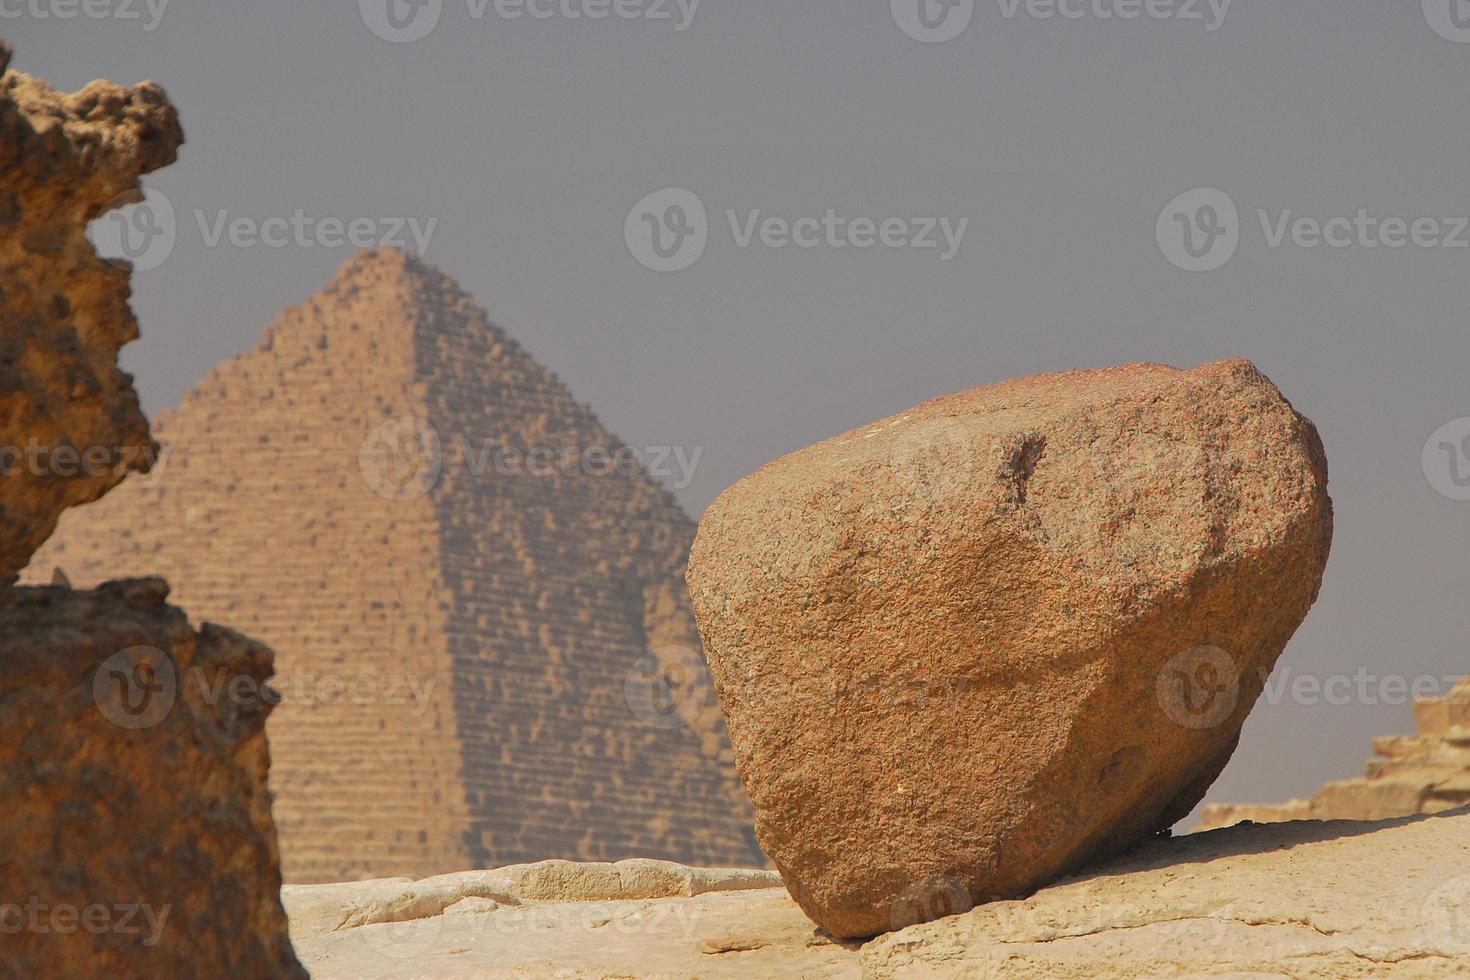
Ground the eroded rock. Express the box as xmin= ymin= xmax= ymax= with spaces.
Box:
xmin=0 ymin=38 xmax=182 ymax=584
xmin=687 ymin=359 xmax=1333 ymax=938
xmin=285 ymin=811 xmax=1470 ymax=978
xmin=0 ymin=578 xmax=305 ymax=977
xmin=283 ymin=860 xmax=783 ymax=938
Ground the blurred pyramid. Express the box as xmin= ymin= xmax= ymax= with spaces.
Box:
xmin=27 ymin=249 xmax=761 ymax=880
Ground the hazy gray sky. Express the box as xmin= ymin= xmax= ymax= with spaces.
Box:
xmin=7 ymin=0 xmax=1470 ymax=820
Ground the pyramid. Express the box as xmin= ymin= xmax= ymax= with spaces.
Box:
xmin=26 ymin=249 xmax=762 ymax=881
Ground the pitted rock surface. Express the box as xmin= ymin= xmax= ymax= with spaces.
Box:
xmin=0 ymin=38 xmax=181 ymax=583
xmin=688 ymin=359 xmax=1333 ymax=937
xmin=286 ymin=812 xmax=1470 ymax=978
xmin=0 ymin=578 xmax=305 ymax=978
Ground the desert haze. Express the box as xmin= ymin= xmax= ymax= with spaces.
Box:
xmin=3 ymin=4 xmax=1470 ymax=977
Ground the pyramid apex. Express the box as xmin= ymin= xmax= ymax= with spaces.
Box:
xmin=329 ymin=246 xmax=432 ymax=286
xmin=252 ymin=247 xmax=439 ymax=353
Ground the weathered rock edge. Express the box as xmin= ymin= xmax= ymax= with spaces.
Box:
xmin=284 ymin=860 xmax=783 ymax=937
xmin=286 ymin=810 xmax=1470 ymax=979
xmin=0 ymin=37 xmax=182 ymax=583
xmin=0 ymin=578 xmax=306 ymax=978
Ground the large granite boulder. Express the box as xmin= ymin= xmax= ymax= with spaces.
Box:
xmin=687 ymin=359 xmax=1333 ymax=938
xmin=0 ymin=38 xmax=181 ymax=584
xmin=0 ymin=578 xmax=305 ymax=977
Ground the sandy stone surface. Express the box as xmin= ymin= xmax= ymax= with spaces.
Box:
xmin=288 ymin=810 xmax=1470 ymax=978
xmin=0 ymin=579 xmax=304 ymax=978
xmin=0 ymin=39 xmax=181 ymax=583
xmin=862 ymin=809 xmax=1470 ymax=978
xmin=688 ymin=358 xmax=1333 ymax=937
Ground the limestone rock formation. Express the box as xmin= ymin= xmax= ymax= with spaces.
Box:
xmin=283 ymin=859 xmax=782 ymax=938
xmin=687 ymin=359 xmax=1333 ymax=938
xmin=0 ymin=38 xmax=181 ymax=584
xmin=25 ymin=248 xmax=762 ymax=881
xmin=0 ymin=43 xmax=302 ymax=976
xmin=285 ymin=810 xmax=1470 ymax=978
xmin=0 ymin=578 xmax=305 ymax=978
xmin=1200 ymin=677 xmax=1470 ymax=830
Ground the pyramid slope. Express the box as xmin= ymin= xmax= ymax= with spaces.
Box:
xmin=27 ymin=249 xmax=760 ymax=880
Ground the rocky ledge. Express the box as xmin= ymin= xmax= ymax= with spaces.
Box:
xmin=287 ymin=810 xmax=1470 ymax=978
xmin=0 ymin=38 xmax=183 ymax=583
